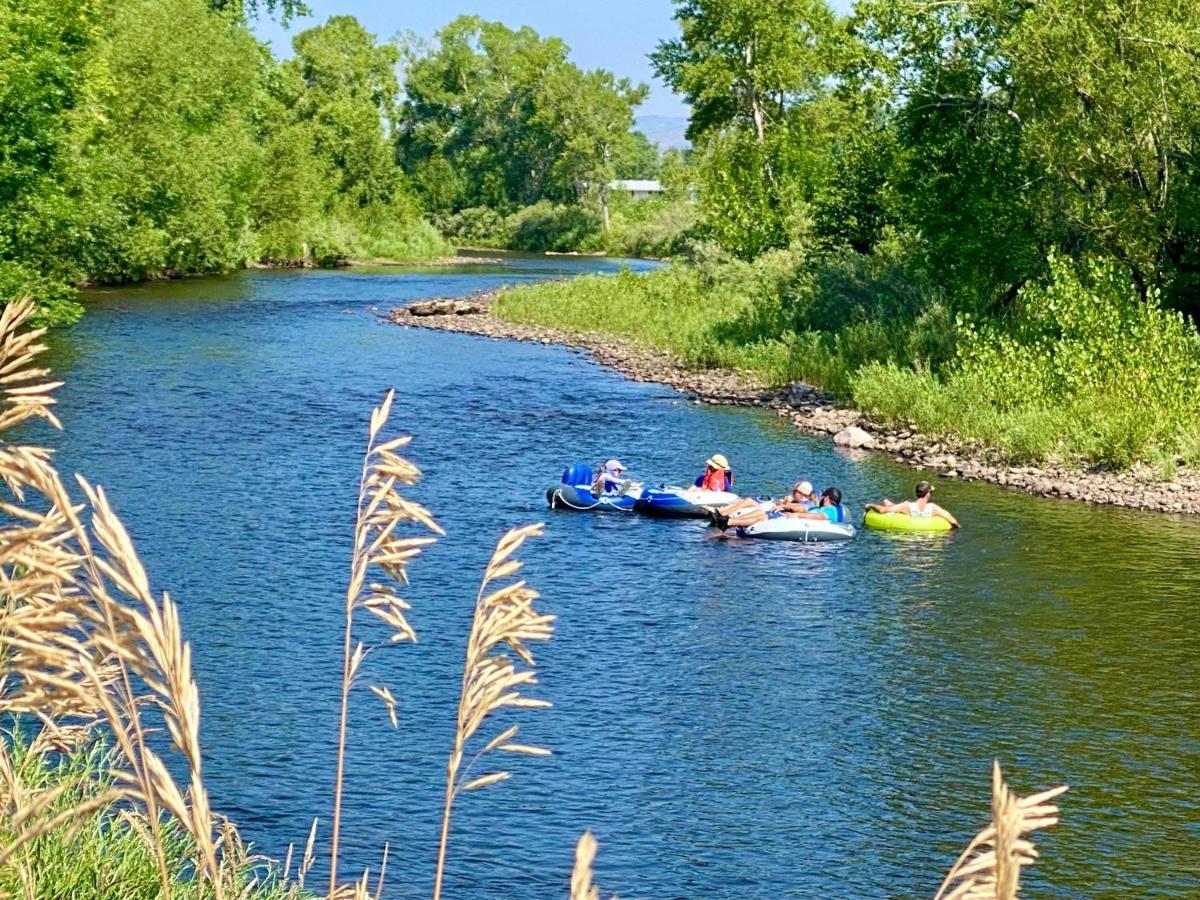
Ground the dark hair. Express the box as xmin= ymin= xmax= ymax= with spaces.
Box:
xmin=915 ymin=480 xmax=933 ymax=498
xmin=822 ymin=486 xmax=842 ymax=506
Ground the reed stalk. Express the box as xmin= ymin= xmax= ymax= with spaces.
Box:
xmin=329 ymin=389 xmax=441 ymax=893
xmin=570 ymin=831 xmax=601 ymax=900
xmin=934 ymin=761 xmax=1067 ymax=900
xmin=432 ymin=523 xmax=553 ymax=900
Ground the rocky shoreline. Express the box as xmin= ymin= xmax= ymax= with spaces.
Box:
xmin=389 ymin=293 xmax=1200 ymax=515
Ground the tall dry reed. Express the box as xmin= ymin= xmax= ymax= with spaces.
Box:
xmin=432 ymin=523 xmax=554 ymax=900
xmin=328 ymin=388 xmax=442 ymax=892
xmin=570 ymin=831 xmax=601 ymax=900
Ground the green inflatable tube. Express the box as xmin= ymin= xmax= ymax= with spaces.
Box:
xmin=863 ymin=509 xmax=953 ymax=532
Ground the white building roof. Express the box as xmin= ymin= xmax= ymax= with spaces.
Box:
xmin=608 ymin=179 xmax=664 ymax=192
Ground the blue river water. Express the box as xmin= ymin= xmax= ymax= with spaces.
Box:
xmin=45 ymin=255 xmax=1200 ymax=897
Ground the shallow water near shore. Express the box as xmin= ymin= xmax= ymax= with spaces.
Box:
xmin=46 ymin=255 xmax=1200 ymax=898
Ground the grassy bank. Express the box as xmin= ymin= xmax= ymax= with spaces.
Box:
xmin=0 ymin=733 xmax=307 ymax=899
xmin=495 ymin=247 xmax=1200 ymax=472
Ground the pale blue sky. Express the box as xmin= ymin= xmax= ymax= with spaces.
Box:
xmin=252 ymin=0 xmax=854 ymax=119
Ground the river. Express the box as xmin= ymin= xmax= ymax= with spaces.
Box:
xmin=47 ymin=255 xmax=1199 ymax=898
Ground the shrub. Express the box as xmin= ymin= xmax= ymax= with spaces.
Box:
xmin=506 ymin=201 xmax=602 ymax=253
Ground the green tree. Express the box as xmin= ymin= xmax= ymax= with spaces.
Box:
xmin=399 ymin=17 xmax=573 ymax=212
xmin=653 ymin=0 xmax=852 ymax=257
xmin=854 ymin=0 xmax=1200 ymax=311
xmin=71 ymin=0 xmax=264 ymax=282
xmin=399 ymin=16 xmax=649 ymax=223
xmin=652 ymin=0 xmax=838 ymax=146
xmin=0 ymin=0 xmax=97 ymax=321
xmin=535 ymin=68 xmax=648 ymax=230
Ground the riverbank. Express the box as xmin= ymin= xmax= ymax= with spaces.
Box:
xmin=390 ymin=293 xmax=1200 ymax=514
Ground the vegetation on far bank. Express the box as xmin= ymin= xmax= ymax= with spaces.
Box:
xmin=494 ymin=0 xmax=1200 ymax=474
xmin=497 ymin=245 xmax=1200 ymax=473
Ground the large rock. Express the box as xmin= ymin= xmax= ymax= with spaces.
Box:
xmin=404 ymin=296 xmax=492 ymax=317
xmin=834 ymin=425 xmax=875 ymax=449
xmin=790 ymin=381 xmax=816 ymax=401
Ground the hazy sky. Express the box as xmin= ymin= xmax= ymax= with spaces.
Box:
xmin=253 ymin=0 xmax=855 ymax=119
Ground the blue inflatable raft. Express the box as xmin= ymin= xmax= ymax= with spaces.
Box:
xmin=546 ymin=464 xmax=643 ymax=512
xmin=633 ymin=485 xmax=741 ymax=519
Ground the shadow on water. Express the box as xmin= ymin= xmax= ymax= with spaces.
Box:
xmin=30 ymin=257 xmax=1200 ymax=898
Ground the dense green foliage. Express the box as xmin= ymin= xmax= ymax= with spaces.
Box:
xmin=498 ymin=242 xmax=1200 ymax=470
xmin=0 ymin=0 xmax=446 ymax=323
xmin=396 ymin=16 xmax=694 ymax=256
xmin=500 ymin=0 xmax=1200 ymax=470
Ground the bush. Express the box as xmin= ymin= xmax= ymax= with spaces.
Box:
xmin=506 ymin=201 xmax=603 ymax=252
xmin=433 ymin=205 xmax=511 ymax=247
xmin=854 ymin=253 xmax=1200 ymax=467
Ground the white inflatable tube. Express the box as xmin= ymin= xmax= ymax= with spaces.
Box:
xmin=738 ymin=516 xmax=856 ymax=542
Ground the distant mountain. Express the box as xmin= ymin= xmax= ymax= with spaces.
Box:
xmin=635 ymin=114 xmax=690 ymax=151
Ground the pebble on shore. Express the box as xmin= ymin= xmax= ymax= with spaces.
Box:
xmin=388 ymin=296 xmax=1200 ymax=515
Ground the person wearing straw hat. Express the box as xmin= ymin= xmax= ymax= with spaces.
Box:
xmin=866 ymin=480 xmax=960 ymax=528
xmin=693 ymin=453 xmax=733 ymax=492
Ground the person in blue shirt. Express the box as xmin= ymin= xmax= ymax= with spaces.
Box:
xmin=802 ymin=487 xmax=845 ymax=522
xmin=712 ymin=484 xmax=843 ymax=530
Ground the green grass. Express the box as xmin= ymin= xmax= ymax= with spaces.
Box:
xmin=1 ymin=732 xmax=308 ymax=900
xmin=493 ymin=252 xmax=926 ymax=395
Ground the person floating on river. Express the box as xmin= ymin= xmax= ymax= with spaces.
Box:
xmin=712 ymin=480 xmax=814 ymax=526
xmin=711 ymin=485 xmax=844 ymax=531
xmin=865 ymin=480 xmax=960 ymax=528
xmin=592 ymin=459 xmax=629 ymax=494
xmin=693 ymin=454 xmax=733 ymax=492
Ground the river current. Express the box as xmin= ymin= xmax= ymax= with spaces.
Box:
xmin=47 ymin=255 xmax=1199 ymax=897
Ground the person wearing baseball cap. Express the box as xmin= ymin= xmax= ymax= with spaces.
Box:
xmin=709 ymin=479 xmax=819 ymax=530
xmin=865 ymin=480 xmax=960 ymax=528
xmin=593 ymin=458 xmax=629 ymax=494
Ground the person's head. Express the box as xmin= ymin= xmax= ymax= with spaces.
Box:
xmin=605 ymin=458 xmax=625 ymax=475
xmin=706 ymin=453 xmax=730 ymax=472
xmin=792 ymin=480 xmax=815 ymax=501
xmin=821 ymin=486 xmax=842 ymax=507
xmin=915 ymin=480 xmax=934 ymax=499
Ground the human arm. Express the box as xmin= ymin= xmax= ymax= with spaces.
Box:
xmin=933 ymin=504 xmax=960 ymax=528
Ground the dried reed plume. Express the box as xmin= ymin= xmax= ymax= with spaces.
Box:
xmin=329 ymin=388 xmax=442 ymax=892
xmin=432 ymin=523 xmax=554 ymax=900
xmin=0 ymin=296 xmax=229 ymax=897
xmin=934 ymin=761 xmax=1068 ymax=900
xmin=570 ymin=831 xmax=601 ymax=900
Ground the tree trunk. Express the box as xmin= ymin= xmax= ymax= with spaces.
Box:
xmin=600 ymin=144 xmax=611 ymax=232
xmin=743 ymin=43 xmax=765 ymax=145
